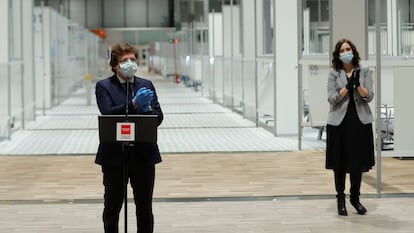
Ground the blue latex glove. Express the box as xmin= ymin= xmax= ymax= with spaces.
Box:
xmin=133 ymin=87 xmax=154 ymax=112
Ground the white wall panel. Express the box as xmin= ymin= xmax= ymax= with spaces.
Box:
xmin=56 ymin=0 xmax=170 ymax=28
xmin=103 ymin=0 xmax=124 ymax=27
xmin=255 ymin=0 xmax=264 ymax=56
xmin=148 ymin=0 xmax=169 ymax=27
xmin=10 ymin=0 xmax=22 ymax=59
xmin=241 ymin=1 xmax=255 ymax=59
xmin=0 ymin=0 xmax=9 ymax=63
xmin=209 ymin=13 xmax=223 ymax=56
xmin=232 ymin=5 xmax=240 ymax=56
xmin=126 ymin=0 xmax=147 ymax=27
xmin=393 ymin=66 xmax=414 ymax=157
xmin=222 ymin=6 xmax=232 ymax=57
xmin=0 ymin=0 xmax=9 ymax=138
xmin=86 ymin=0 xmax=102 ymax=28
xmin=306 ymin=64 xmax=329 ymax=127
xmin=331 ymin=0 xmax=368 ymax=59
xmin=34 ymin=7 xmax=52 ymax=108
xmin=275 ymin=0 xmax=299 ymax=136
xmin=22 ymin=0 xmax=35 ymax=121
xmin=105 ymin=30 xmax=124 ymax=47
xmin=69 ymin=0 xmax=86 ymax=26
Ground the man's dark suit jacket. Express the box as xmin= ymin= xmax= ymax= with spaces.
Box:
xmin=95 ymin=74 xmax=163 ymax=167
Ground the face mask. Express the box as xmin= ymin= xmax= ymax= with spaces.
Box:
xmin=119 ymin=59 xmax=138 ymax=78
xmin=339 ymin=52 xmax=354 ymax=64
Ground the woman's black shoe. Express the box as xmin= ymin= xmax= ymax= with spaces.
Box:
xmin=350 ymin=199 xmax=367 ymax=215
xmin=337 ymin=200 xmax=348 ymax=216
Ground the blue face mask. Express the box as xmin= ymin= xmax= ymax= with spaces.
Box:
xmin=339 ymin=52 xmax=354 ymax=64
xmin=119 ymin=59 xmax=138 ymax=78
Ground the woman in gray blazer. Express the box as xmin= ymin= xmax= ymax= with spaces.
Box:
xmin=326 ymin=39 xmax=375 ymax=216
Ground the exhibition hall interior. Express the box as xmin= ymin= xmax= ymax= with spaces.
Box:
xmin=0 ymin=0 xmax=414 ymax=232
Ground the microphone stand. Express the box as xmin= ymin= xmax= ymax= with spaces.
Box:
xmin=125 ymin=77 xmax=130 ymax=119
xmin=122 ymin=76 xmax=131 ymax=233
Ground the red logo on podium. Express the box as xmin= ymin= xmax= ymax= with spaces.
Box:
xmin=116 ymin=122 xmax=135 ymax=141
xmin=121 ymin=124 xmax=131 ymax=135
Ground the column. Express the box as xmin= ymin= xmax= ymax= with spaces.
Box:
xmin=274 ymin=0 xmax=299 ymax=136
xmin=241 ymin=0 xmax=257 ymax=122
xmin=22 ymin=0 xmax=36 ymax=121
xmin=330 ymin=0 xmax=368 ymax=60
xmin=0 ymin=0 xmax=9 ymax=63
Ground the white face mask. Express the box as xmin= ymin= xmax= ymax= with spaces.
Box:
xmin=119 ymin=59 xmax=138 ymax=78
xmin=339 ymin=52 xmax=354 ymax=64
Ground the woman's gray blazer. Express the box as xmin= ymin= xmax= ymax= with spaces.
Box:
xmin=327 ymin=66 xmax=374 ymax=126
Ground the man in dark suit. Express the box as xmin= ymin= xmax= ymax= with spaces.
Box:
xmin=95 ymin=42 xmax=163 ymax=233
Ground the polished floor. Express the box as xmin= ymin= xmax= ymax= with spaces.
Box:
xmin=0 ymin=70 xmax=414 ymax=233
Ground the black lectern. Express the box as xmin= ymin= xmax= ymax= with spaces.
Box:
xmin=98 ymin=115 xmax=158 ymax=143
xmin=98 ymin=114 xmax=158 ymax=233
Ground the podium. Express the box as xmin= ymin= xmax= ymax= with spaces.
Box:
xmin=98 ymin=115 xmax=158 ymax=143
xmin=98 ymin=114 xmax=158 ymax=233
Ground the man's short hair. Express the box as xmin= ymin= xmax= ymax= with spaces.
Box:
xmin=109 ymin=42 xmax=138 ymax=73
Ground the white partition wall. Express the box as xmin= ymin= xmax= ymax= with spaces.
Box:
xmin=257 ymin=58 xmax=274 ymax=125
xmin=0 ymin=0 xmax=35 ymax=137
xmin=274 ymin=0 xmax=299 ymax=136
xmin=52 ymin=10 xmax=70 ymax=105
xmin=22 ymin=0 xmax=35 ymax=122
xmin=0 ymin=0 xmax=8 ymax=63
xmin=222 ymin=5 xmax=238 ymax=107
xmin=208 ymin=12 xmax=223 ymax=57
xmin=330 ymin=0 xmax=368 ymax=60
xmin=10 ymin=0 xmax=22 ymax=59
xmin=223 ymin=6 xmax=232 ymax=57
xmin=33 ymin=6 xmax=99 ymax=110
xmin=305 ymin=64 xmax=330 ymax=127
xmin=392 ymin=66 xmax=414 ymax=157
xmin=34 ymin=7 xmax=52 ymax=109
xmin=231 ymin=5 xmax=241 ymax=56
xmin=240 ymin=0 xmax=257 ymax=122
xmin=8 ymin=0 xmax=24 ymax=132
xmin=0 ymin=0 xmax=9 ymax=139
